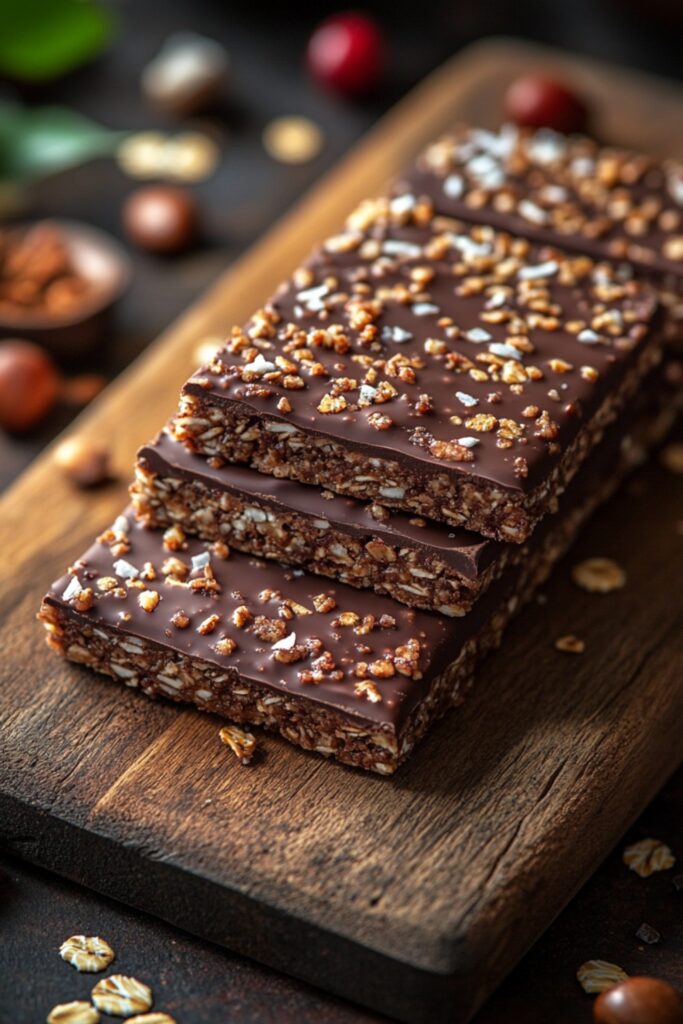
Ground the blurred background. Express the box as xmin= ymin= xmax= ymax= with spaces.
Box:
xmin=1 ymin=0 xmax=683 ymax=487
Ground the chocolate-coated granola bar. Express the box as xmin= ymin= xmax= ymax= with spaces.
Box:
xmin=395 ymin=124 xmax=683 ymax=286
xmin=172 ymin=210 xmax=663 ymax=542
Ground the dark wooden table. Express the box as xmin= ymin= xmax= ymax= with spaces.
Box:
xmin=1 ymin=3 xmax=682 ymax=1021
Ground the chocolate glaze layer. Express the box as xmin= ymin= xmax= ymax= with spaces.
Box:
xmin=46 ymin=510 xmax=523 ymax=732
xmin=395 ymin=124 xmax=683 ymax=281
xmin=185 ymin=217 xmax=660 ymax=496
xmin=138 ymin=432 xmax=496 ymax=579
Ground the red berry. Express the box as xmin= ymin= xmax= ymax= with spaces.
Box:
xmin=0 ymin=339 xmax=60 ymax=432
xmin=594 ymin=977 xmax=683 ymax=1024
xmin=503 ymin=74 xmax=587 ymax=133
xmin=307 ymin=12 xmax=384 ymax=98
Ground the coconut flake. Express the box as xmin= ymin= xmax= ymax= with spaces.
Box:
xmin=382 ymin=325 xmax=413 ymax=344
xmin=518 ymin=199 xmax=548 ymax=225
xmin=412 ymin=302 xmax=439 ymax=316
xmin=243 ymin=353 xmax=277 ymax=375
xmin=272 ymin=632 xmax=296 ymax=651
xmin=578 ymin=329 xmax=601 ymax=344
xmin=389 ymin=193 xmax=416 ymax=215
xmin=191 ymin=551 xmax=211 ymax=572
xmin=457 ymin=436 xmax=480 ymax=448
xmin=489 ymin=342 xmax=523 ymax=360
xmin=466 ymin=327 xmax=492 ymax=343
xmin=456 ymin=391 xmax=478 ymax=407
xmin=443 ymin=174 xmax=464 ymax=199
xmin=113 ymin=515 xmax=130 ymax=534
xmin=113 ymin=559 xmax=140 ymax=579
xmin=518 ymin=260 xmax=559 ymax=281
xmin=382 ymin=239 xmax=422 ymax=258
xmin=62 ymin=576 xmax=82 ymax=601
xmin=296 ymin=283 xmax=328 ymax=311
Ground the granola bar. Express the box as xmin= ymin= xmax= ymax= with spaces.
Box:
xmin=40 ymin=367 xmax=676 ymax=777
xmin=171 ymin=209 xmax=663 ymax=542
xmin=395 ymin=124 xmax=683 ymax=304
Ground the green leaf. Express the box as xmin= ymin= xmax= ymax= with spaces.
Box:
xmin=0 ymin=102 xmax=125 ymax=182
xmin=0 ymin=0 xmax=115 ymax=81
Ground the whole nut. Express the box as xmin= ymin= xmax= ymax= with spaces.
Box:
xmin=0 ymin=339 xmax=60 ymax=432
xmin=122 ymin=186 xmax=198 ymax=254
xmin=54 ymin=437 xmax=111 ymax=487
xmin=593 ymin=977 xmax=683 ymax=1024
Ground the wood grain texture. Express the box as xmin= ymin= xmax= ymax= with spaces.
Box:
xmin=1 ymin=40 xmax=682 ymax=1024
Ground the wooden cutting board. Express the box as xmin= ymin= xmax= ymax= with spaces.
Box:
xmin=1 ymin=39 xmax=682 ymax=1024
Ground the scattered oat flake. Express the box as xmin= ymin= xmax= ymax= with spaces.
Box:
xmin=571 ymin=557 xmax=626 ymax=593
xmin=555 ymin=635 xmax=585 ymax=654
xmin=60 ymin=935 xmax=115 ymax=973
xmin=660 ymin=442 xmax=683 ymax=474
xmin=219 ymin=723 xmax=257 ymax=764
xmin=47 ymin=1002 xmax=100 ymax=1024
xmin=263 ymin=116 xmax=324 ymax=164
xmin=576 ymin=959 xmax=628 ymax=994
xmin=128 ymin=1015 xmax=178 ymax=1024
xmin=635 ymin=922 xmax=661 ymax=944
xmin=91 ymin=975 xmax=152 ymax=1017
xmin=623 ymin=837 xmax=676 ymax=877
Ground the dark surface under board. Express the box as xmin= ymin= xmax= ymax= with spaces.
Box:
xmin=1 ymin=40 xmax=683 ymax=1024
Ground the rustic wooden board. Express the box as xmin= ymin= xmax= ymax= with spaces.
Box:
xmin=1 ymin=39 xmax=682 ymax=1024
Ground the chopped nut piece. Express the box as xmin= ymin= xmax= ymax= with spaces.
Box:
xmin=354 ymin=680 xmax=382 ymax=703
xmin=170 ymin=610 xmax=190 ymax=629
xmin=128 ymin=1016 xmax=177 ymax=1024
xmin=555 ymin=634 xmax=585 ymax=654
xmin=213 ymin=636 xmax=237 ymax=655
xmin=47 ymin=1002 xmax=100 ymax=1024
xmin=572 ymin=557 xmax=626 ymax=593
xmin=74 ymin=588 xmax=94 ymax=613
xmin=232 ymin=605 xmax=252 ymax=628
xmin=576 ymin=960 xmax=628 ymax=994
xmin=59 ymin=935 xmax=115 ymax=973
xmin=138 ymin=590 xmax=160 ymax=613
xmin=219 ymin=723 xmax=257 ymax=764
xmin=197 ymin=613 xmax=220 ymax=635
xmin=91 ymin=975 xmax=153 ymax=1017
xmin=369 ymin=659 xmax=395 ymax=679
xmin=312 ymin=594 xmax=336 ymax=613
xmin=623 ymin=838 xmax=676 ymax=877
xmin=162 ymin=524 xmax=186 ymax=551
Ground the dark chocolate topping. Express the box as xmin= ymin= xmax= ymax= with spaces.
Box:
xmin=395 ymin=124 xmax=683 ymax=281
xmin=138 ymin=432 xmax=497 ymax=579
xmin=46 ymin=511 xmax=522 ymax=732
xmin=185 ymin=213 xmax=659 ymax=495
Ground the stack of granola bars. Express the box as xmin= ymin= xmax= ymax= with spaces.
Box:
xmin=41 ymin=125 xmax=683 ymax=774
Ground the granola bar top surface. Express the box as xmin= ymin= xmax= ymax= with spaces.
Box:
xmin=396 ymin=124 xmax=683 ymax=279
xmin=183 ymin=205 xmax=660 ymax=494
xmin=45 ymin=510 xmax=514 ymax=731
xmin=138 ymin=432 xmax=498 ymax=579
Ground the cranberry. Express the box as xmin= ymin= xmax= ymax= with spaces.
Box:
xmin=307 ymin=12 xmax=384 ymax=98
xmin=594 ymin=977 xmax=683 ymax=1024
xmin=503 ymin=74 xmax=587 ymax=133
xmin=0 ymin=339 xmax=60 ymax=432
xmin=122 ymin=186 xmax=198 ymax=254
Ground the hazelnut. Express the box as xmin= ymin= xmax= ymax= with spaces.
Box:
xmin=141 ymin=33 xmax=229 ymax=116
xmin=593 ymin=977 xmax=683 ymax=1024
xmin=0 ymin=339 xmax=60 ymax=432
xmin=54 ymin=437 xmax=111 ymax=488
xmin=122 ymin=185 xmax=198 ymax=254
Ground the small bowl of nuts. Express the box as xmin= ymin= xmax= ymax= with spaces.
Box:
xmin=0 ymin=219 xmax=131 ymax=358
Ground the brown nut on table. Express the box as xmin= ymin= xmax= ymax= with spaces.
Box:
xmin=54 ymin=438 xmax=111 ymax=488
xmin=122 ymin=186 xmax=198 ymax=254
xmin=593 ymin=977 xmax=683 ymax=1024
xmin=0 ymin=339 xmax=60 ymax=432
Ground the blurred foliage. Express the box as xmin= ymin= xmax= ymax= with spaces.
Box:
xmin=0 ymin=0 xmax=115 ymax=81
xmin=0 ymin=102 xmax=124 ymax=182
